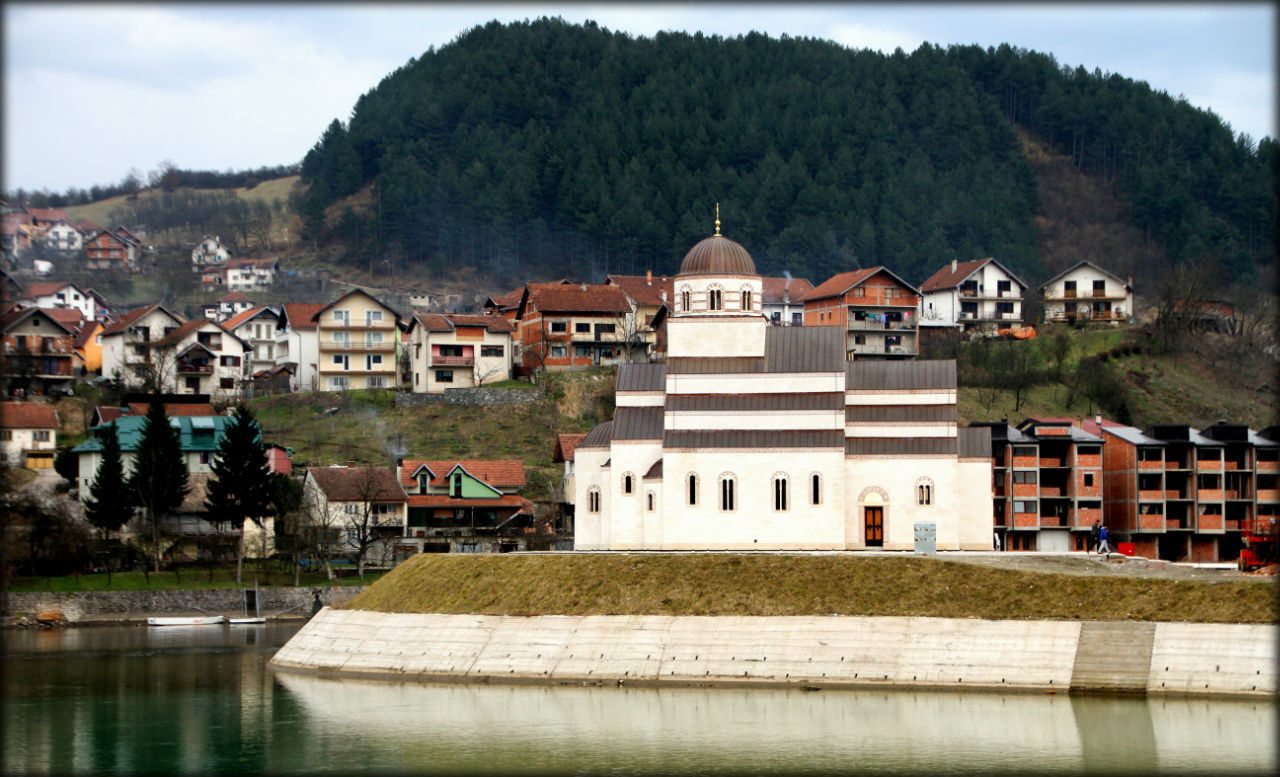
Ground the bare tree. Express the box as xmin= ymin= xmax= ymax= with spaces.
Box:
xmin=340 ymin=467 xmax=403 ymax=578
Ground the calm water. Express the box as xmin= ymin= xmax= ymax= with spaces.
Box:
xmin=2 ymin=623 xmax=1275 ymax=775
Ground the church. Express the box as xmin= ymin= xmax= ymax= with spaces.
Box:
xmin=573 ymin=218 xmax=993 ymax=550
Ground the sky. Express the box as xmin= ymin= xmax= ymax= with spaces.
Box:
xmin=3 ymin=2 xmax=1274 ymax=194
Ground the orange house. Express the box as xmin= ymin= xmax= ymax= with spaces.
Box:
xmin=802 ymin=267 xmax=920 ymax=358
xmin=515 ymin=283 xmax=633 ymax=374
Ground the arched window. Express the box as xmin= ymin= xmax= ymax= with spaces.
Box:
xmin=680 ymin=288 xmax=691 ymax=312
xmin=587 ymin=487 xmax=601 ymax=513
xmin=773 ymin=473 xmax=789 ymax=511
xmin=916 ymin=477 xmax=935 ymax=506
xmin=646 ymin=491 xmax=655 ymax=511
xmin=687 ymin=473 xmax=699 ymax=506
xmin=810 ymin=473 xmax=822 ymax=506
xmin=709 ymin=288 xmax=723 ymax=311
xmin=719 ymin=473 xmax=736 ymax=511
xmin=623 ymin=473 xmax=634 ymax=495
xmin=741 ymin=289 xmax=753 ymax=312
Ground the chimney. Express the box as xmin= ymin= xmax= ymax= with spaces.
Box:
xmin=951 ymin=259 xmax=957 ymax=273
xmin=1095 ymin=414 xmax=1102 ymax=426
xmin=581 ymin=283 xmax=587 ymax=291
xmin=646 ymin=270 xmax=652 ymax=285
xmin=346 ymin=460 xmax=356 ymax=468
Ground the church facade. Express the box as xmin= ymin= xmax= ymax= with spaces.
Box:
xmin=573 ymin=227 xmax=993 ymax=551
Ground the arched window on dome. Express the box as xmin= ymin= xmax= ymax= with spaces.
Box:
xmin=709 ymin=289 xmax=723 ymax=311
xmin=740 ymin=288 xmax=753 ymax=312
xmin=680 ymin=288 xmax=691 ymax=313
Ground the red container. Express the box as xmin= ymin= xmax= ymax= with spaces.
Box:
xmin=1117 ymin=542 xmax=1136 ymax=557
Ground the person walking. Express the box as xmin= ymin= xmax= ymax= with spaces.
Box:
xmin=1097 ymin=523 xmax=1111 ymax=555
xmin=1089 ymin=520 xmax=1100 ymax=553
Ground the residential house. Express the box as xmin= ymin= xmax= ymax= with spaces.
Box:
xmin=399 ymin=459 xmax=536 ymax=555
xmin=225 ymin=258 xmax=278 ymax=293
xmin=552 ymin=433 xmax=587 ymax=534
xmin=221 ymin=306 xmax=285 ymax=380
xmin=970 ymin=418 xmax=1104 ymax=553
xmin=277 ymin=302 xmax=326 ymax=392
xmin=312 ymin=289 xmax=402 ymax=391
xmin=301 ymin=465 xmax=409 ymax=568
xmin=574 ymin=230 xmax=992 ymax=551
xmin=482 ymin=287 xmax=526 ymax=324
xmin=802 ymin=267 xmax=921 ymax=358
xmin=1040 ymin=261 xmax=1134 ymax=325
xmin=1086 ymin=419 xmax=1276 ymax=562
xmin=606 ymin=272 xmax=675 ymax=360
xmin=920 ymin=258 xmax=1028 ymax=337
xmin=405 ymin=313 xmax=514 ymax=392
xmin=191 ymin=235 xmax=230 ymax=267
xmin=39 ymin=221 xmax=84 ymax=252
xmin=761 ymin=275 xmax=813 ymax=327
xmin=215 ymin=292 xmax=255 ymax=320
xmin=84 ymin=228 xmax=140 ymax=272
xmin=0 ymin=401 xmax=59 ymax=468
xmin=1 ymin=220 xmax=35 ymax=265
xmin=19 ymin=281 xmax=101 ymax=321
xmin=99 ymin=303 xmax=186 ymax=388
xmin=515 ymin=282 xmax=635 ymax=374
xmin=27 ymin=208 xmax=71 ymax=229
xmin=0 ymin=304 xmax=77 ymax=393
xmin=74 ymin=319 xmax=105 ymax=375
xmin=159 ymin=318 xmax=253 ymax=398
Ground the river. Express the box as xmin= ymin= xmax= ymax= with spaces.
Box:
xmin=2 ymin=623 xmax=1274 ymax=775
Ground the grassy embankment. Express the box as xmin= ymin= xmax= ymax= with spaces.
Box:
xmin=344 ymin=554 xmax=1278 ymax=625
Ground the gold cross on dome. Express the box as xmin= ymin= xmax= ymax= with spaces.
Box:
xmin=715 ymin=203 xmax=721 ymax=236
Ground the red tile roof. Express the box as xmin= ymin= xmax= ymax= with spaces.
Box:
xmin=74 ymin=320 xmax=102 ymax=349
xmin=281 ymin=303 xmax=327 ymax=331
xmin=21 ymin=281 xmax=80 ymax=298
xmin=94 ymin=403 xmax=218 ymax=425
xmin=400 ymin=459 xmax=526 ymax=489
xmin=222 ymin=306 xmax=269 ymax=331
xmin=156 ymin=318 xmax=216 ymax=347
xmin=218 ymin=291 xmax=254 ymax=303
xmin=607 ymin=274 xmax=676 ymax=307
xmin=100 ymin=303 xmax=181 ymax=336
xmin=309 ymin=466 xmax=408 ymax=503
xmin=553 ymin=433 xmax=587 ymax=463
xmin=802 ymin=268 xmax=879 ymax=301
xmin=0 ymin=401 xmax=58 ymax=428
xmin=524 ymin=282 xmax=631 ymax=315
xmin=0 ymin=304 xmax=77 ymax=335
xmin=407 ymin=493 xmax=527 ymax=509
xmin=762 ymin=276 xmax=814 ymax=304
xmin=920 ymin=259 xmax=990 ymax=292
xmin=413 ymin=313 xmax=513 ymax=333
xmin=45 ymin=307 xmax=86 ymax=330
xmin=486 ymin=287 xmax=524 ymax=310
xmin=28 ymin=208 xmax=70 ymax=224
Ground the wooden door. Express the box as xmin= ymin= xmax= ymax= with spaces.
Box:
xmin=865 ymin=506 xmax=883 ymax=547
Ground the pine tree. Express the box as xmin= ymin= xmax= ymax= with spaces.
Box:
xmin=83 ymin=423 xmax=135 ymax=577
xmin=205 ymin=405 xmax=272 ymax=584
xmin=127 ymin=400 xmax=189 ymax=572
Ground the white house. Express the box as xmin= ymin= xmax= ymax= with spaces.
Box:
xmin=0 ymin=401 xmax=58 ymax=469
xmin=225 ymin=258 xmax=278 ymax=292
xmin=405 ymin=313 xmax=514 ymax=392
xmin=41 ymin=222 xmax=83 ymax=252
xmin=920 ymin=258 xmax=1028 ymax=336
xmin=99 ymin=304 xmax=251 ymax=399
xmin=191 ymin=236 xmax=230 ymax=267
xmin=573 ymin=228 xmax=993 ymax=551
xmin=1040 ymin=261 xmax=1135 ymax=325
xmin=221 ymin=306 xmax=284 ymax=378
xmin=301 ymin=465 xmax=409 ymax=569
xmin=278 ymin=303 xmax=326 ymax=392
xmin=19 ymin=281 xmax=100 ymax=321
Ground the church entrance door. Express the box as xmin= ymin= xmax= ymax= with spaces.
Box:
xmin=865 ymin=507 xmax=884 ymax=547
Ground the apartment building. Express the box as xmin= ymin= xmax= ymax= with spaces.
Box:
xmin=515 ymin=283 xmax=634 ymax=374
xmin=404 ymin=313 xmax=514 ymax=392
xmin=1040 ymin=261 xmax=1134 ymax=325
xmin=313 ymin=289 xmax=402 ymax=391
xmin=920 ymin=258 xmax=1027 ymax=336
xmin=802 ymin=267 xmax=921 ymax=358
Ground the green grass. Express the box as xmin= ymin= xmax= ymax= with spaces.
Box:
xmin=6 ymin=566 xmax=385 ymax=593
xmin=344 ymin=554 xmax=1278 ymax=624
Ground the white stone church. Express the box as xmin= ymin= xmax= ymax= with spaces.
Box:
xmin=573 ymin=224 xmax=993 ymax=551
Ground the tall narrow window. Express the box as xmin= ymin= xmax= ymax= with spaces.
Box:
xmin=687 ymin=473 xmax=698 ymax=506
xmin=623 ymin=473 xmax=634 ymax=495
xmin=811 ymin=473 xmax=822 ymax=506
xmin=918 ymin=484 xmax=932 ymax=505
xmin=720 ymin=475 xmax=736 ymax=511
xmin=647 ymin=492 xmax=655 ymax=511
xmin=741 ymin=290 xmax=752 ymax=311
xmin=588 ymin=488 xmax=601 ymax=513
xmin=773 ymin=475 xmax=789 ymax=511
xmin=709 ymin=289 xmax=722 ymax=310
xmin=681 ymin=290 xmax=691 ymax=312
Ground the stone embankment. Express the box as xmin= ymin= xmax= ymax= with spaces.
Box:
xmin=270 ymin=610 xmax=1276 ymax=699
xmin=393 ymin=387 xmax=542 ymax=407
xmin=4 ymin=586 xmax=366 ymax=627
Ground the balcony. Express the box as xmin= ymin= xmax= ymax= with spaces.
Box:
xmin=319 ymin=341 xmax=397 ymax=353
xmin=320 ymin=320 xmax=397 ymax=331
xmin=431 ymin=355 xmax=474 ymax=367
xmin=176 ymin=362 xmax=214 ymax=375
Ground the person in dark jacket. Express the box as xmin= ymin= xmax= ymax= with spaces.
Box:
xmin=1089 ymin=520 xmax=1100 ymax=553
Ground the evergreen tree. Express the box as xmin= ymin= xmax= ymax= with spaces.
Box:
xmin=127 ymin=400 xmax=189 ymax=572
xmin=83 ymin=422 xmax=135 ymax=539
xmin=205 ymin=405 xmax=272 ymax=585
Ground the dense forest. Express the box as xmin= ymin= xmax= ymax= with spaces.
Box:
xmin=300 ymin=19 xmax=1273 ymax=290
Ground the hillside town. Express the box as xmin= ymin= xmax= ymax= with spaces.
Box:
xmin=1 ymin=206 xmax=1274 ymax=576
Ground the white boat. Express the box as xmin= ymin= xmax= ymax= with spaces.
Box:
xmin=147 ymin=616 xmax=226 ymax=626
xmin=228 ymin=617 xmax=267 ymax=625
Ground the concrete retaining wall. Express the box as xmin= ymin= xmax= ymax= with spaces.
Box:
xmin=394 ymin=387 xmax=542 ymax=407
xmin=270 ymin=610 xmax=1276 ymax=698
xmin=5 ymin=586 xmax=366 ymax=623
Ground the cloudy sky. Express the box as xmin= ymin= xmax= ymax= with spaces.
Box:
xmin=4 ymin=2 xmax=1274 ymax=194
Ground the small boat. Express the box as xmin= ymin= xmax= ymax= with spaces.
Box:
xmin=228 ymin=617 xmax=267 ymax=625
xmin=147 ymin=616 xmax=226 ymax=627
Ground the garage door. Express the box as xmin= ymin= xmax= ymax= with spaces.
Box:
xmin=26 ymin=451 xmax=54 ymax=469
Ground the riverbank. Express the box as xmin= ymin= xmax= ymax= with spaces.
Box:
xmin=3 ymin=586 xmax=366 ymax=628
xmin=270 ymin=608 xmax=1276 ymax=699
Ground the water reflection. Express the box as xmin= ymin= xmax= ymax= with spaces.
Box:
xmin=2 ymin=625 xmax=1275 ymax=775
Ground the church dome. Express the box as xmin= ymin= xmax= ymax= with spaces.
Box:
xmin=678 ymin=234 xmax=757 ymax=276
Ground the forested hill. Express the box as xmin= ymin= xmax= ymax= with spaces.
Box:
xmin=298 ymin=17 xmax=1274 ymax=291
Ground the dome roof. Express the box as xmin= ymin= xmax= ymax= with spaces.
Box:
xmin=678 ymin=234 xmax=757 ymax=276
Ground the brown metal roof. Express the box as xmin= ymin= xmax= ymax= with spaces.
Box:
xmin=612 ymin=407 xmax=664 ymax=440
xmin=845 ymin=438 xmax=958 ymax=456
xmin=958 ymin=426 xmax=993 ymax=459
xmin=643 ymin=459 xmax=664 ymax=479
xmin=668 ymin=393 xmax=845 ymax=412
xmin=617 ymin=363 xmax=667 ymax=391
xmin=664 ymin=430 xmax=844 ymax=449
xmin=846 ymin=405 xmax=958 ymax=423
xmin=847 ymin=360 xmax=956 ymax=391
xmin=667 ymin=357 xmax=767 ymax=374
xmin=580 ymin=420 xmax=614 ymax=448
xmin=764 ymin=326 xmax=847 ymax=372
xmin=678 ymin=234 xmax=757 ymax=276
